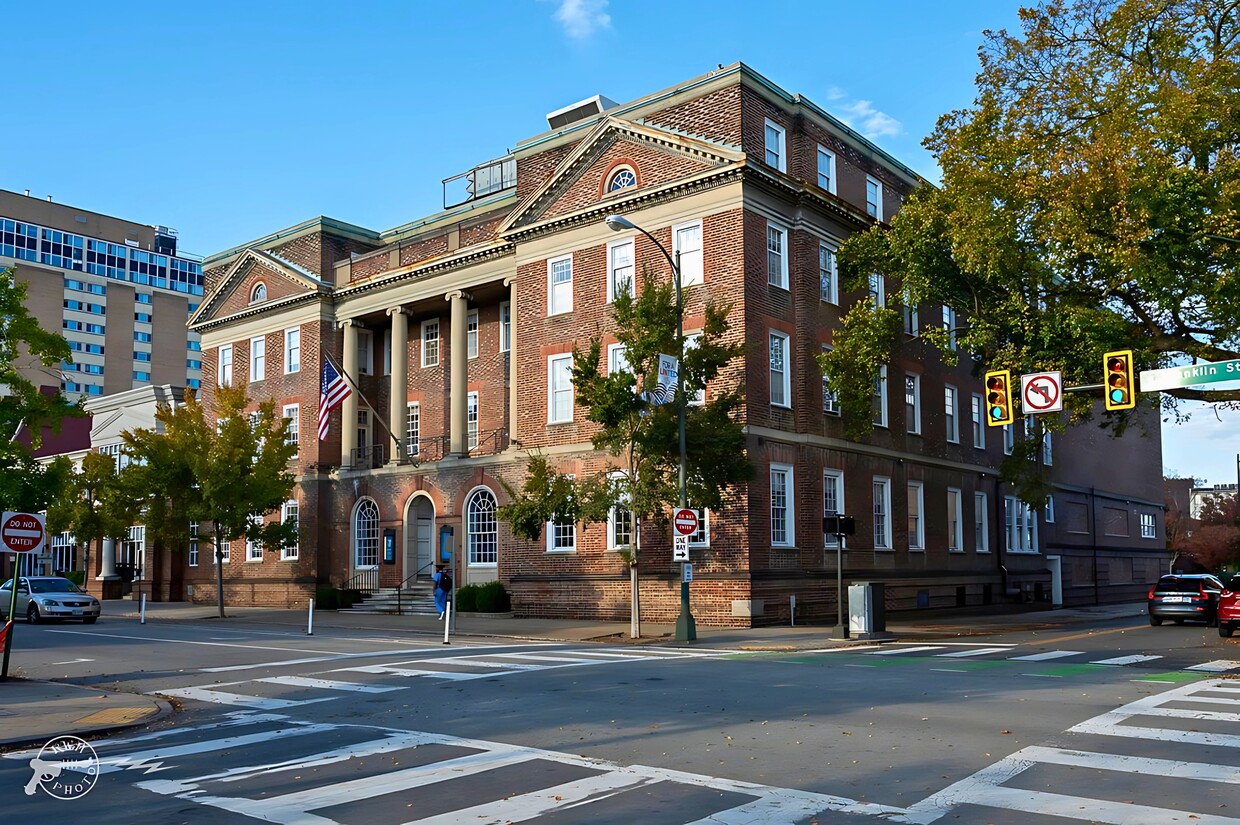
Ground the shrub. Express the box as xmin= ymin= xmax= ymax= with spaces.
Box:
xmin=314 ymin=587 xmax=361 ymax=610
xmin=63 ymin=570 xmax=85 ymax=586
xmin=454 ymin=584 xmax=479 ymax=612
xmin=475 ymin=581 xmax=510 ymax=613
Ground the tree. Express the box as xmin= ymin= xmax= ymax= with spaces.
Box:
xmin=1186 ymin=493 xmax=1240 ymax=570
xmin=498 ymin=270 xmax=752 ymax=637
xmin=46 ymin=452 xmax=136 ymax=579
xmin=122 ymin=384 xmax=297 ymax=617
xmin=833 ymin=1 xmax=1240 ymax=447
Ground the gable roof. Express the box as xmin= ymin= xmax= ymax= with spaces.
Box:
xmin=189 ymin=247 xmax=332 ymax=328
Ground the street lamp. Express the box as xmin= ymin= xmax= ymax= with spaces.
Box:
xmin=605 ymin=214 xmax=695 ymax=642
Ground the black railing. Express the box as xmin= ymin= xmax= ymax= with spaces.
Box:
xmin=396 ymin=562 xmax=436 ymax=616
xmin=343 ymin=568 xmax=379 ymax=593
xmin=349 ymin=444 xmax=386 ymax=469
xmin=470 ymin=427 xmax=510 ymax=457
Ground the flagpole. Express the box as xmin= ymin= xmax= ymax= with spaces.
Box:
xmin=322 ymin=349 xmax=401 ymax=458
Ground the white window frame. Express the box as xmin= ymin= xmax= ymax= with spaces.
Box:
xmin=218 ymin=344 xmax=233 ymax=387
xmin=383 ymin=329 xmax=391 ymax=375
xmin=357 ymin=329 xmax=373 ymax=376
xmin=905 ymin=372 xmax=921 ymax=435
xmin=421 ymin=319 xmax=440 ymax=368
xmin=684 ymin=332 xmax=705 ymax=406
xmin=606 ymin=237 xmax=635 ymax=303
xmin=281 ymin=500 xmax=299 ymax=560
xmin=673 ymin=220 xmax=704 ymax=287
xmin=868 ymin=272 xmax=885 ymax=307
xmin=819 ymin=243 xmax=837 ymax=304
xmin=1045 ymin=495 xmax=1056 ymax=523
xmin=1042 ymin=430 xmax=1053 ymax=465
xmin=945 ymin=385 xmax=959 ymax=443
xmin=466 ymin=310 xmax=479 ymax=359
xmin=467 ymin=391 xmax=479 ymax=450
xmin=816 ymin=145 xmax=836 ymax=193
xmin=1005 ymin=496 xmax=1038 ymax=553
xmin=907 ymin=481 xmax=925 ymax=550
xmin=873 ymin=365 xmax=889 ymax=428
xmin=866 ymin=175 xmax=883 ymax=219
xmin=284 ymin=327 xmax=301 ymax=374
xmin=821 ymin=343 xmax=839 ymax=415
xmin=769 ymin=330 xmax=791 ymax=408
xmin=1140 ymin=512 xmax=1156 ymax=539
xmin=823 ymin=469 xmax=844 ymax=547
xmin=975 ymin=492 xmax=990 ymax=553
xmin=406 ymin=401 xmax=420 ymax=456
xmin=245 ymin=514 xmax=263 ymax=562
xmin=903 ymin=299 xmax=919 ymax=335
xmin=770 ymin=463 xmax=795 ymax=547
xmin=188 ymin=522 xmax=198 ymax=567
xmin=466 ymin=487 xmax=500 ymax=566
xmin=687 ymin=507 xmax=710 ymax=547
xmin=606 ymin=472 xmax=633 ymax=552
xmin=766 ymin=223 xmax=789 ymax=289
xmin=942 ymin=305 xmax=958 ymax=351
xmin=1003 ymin=423 xmax=1014 ymax=455
xmin=873 ymin=476 xmax=892 ymax=550
xmin=548 ymin=354 xmax=574 ymax=423
xmin=607 ymin=342 xmax=630 ymax=376
xmin=948 ymin=488 xmax=963 ymax=552
xmin=548 ymin=254 xmax=573 ymax=315
xmin=971 ymin=393 xmax=985 ymax=449
xmin=249 ymin=336 xmax=266 ymax=383
xmin=764 ymin=118 xmax=786 ymax=172
xmin=499 ymin=301 xmax=511 ymax=353
xmin=546 ymin=475 xmax=577 ymax=553
xmin=282 ymin=404 xmax=299 ymax=458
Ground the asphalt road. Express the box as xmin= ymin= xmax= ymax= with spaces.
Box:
xmin=3 ymin=614 xmax=1238 ymax=823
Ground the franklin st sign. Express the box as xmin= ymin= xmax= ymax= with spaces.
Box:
xmin=1138 ymin=358 xmax=1240 ymax=392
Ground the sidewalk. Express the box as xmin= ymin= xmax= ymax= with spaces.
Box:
xmin=0 ymin=600 xmax=1148 ymax=751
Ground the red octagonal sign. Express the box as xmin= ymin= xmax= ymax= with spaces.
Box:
xmin=1 ymin=512 xmax=45 ymax=554
xmin=673 ymin=508 xmax=699 ymax=536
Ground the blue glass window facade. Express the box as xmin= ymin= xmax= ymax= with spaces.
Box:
xmin=1 ymin=220 xmax=38 ymax=261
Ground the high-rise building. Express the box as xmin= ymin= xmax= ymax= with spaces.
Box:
xmin=0 ymin=189 xmax=205 ymax=397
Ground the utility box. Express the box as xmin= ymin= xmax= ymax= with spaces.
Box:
xmin=848 ymin=582 xmax=888 ymax=638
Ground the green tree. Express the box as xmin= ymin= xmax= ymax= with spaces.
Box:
xmin=832 ymin=1 xmax=1239 ymax=446
xmin=46 ymin=452 xmax=136 ymax=579
xmin=1187 ymin=494 xmax=1240 ymax=571
xmin=498 ymin=269 xmax=752 ymax=637
xmin=122 ymin=384 xmax=297 ymax=617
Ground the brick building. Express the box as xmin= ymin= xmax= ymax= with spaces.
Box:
xmin=186 ymin=63 xmax=1165 ymax=624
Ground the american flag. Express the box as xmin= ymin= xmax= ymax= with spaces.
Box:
xmin=318 ymin=359 xmax=352 ymax=440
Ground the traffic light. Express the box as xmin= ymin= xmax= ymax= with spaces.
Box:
xmin=1104 ymin=350 xmax=1136 ymax=411
xmin=984 ymin=369 xmax=1014 ymax=427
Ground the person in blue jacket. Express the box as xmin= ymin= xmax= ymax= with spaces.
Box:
xmin=433 ymin=565 xmax=452 ymax=620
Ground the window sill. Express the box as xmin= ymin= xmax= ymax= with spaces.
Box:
xmin=281 ymin=557 xmax=299 ymax=562
xmin=1007 ymin=549 xmax=1041 ymax=555
xmin=874 ymin=546 xmax=894 ymax=552
xmin=547 ymin=419 xmax=574 ymax=426
xmin=909 ymin=546 xmax=926 ymax=553
xmin=546 ymin=549 xmax=577 ymax=555
xmin=467 ymin=563 xmax=499 ymax=568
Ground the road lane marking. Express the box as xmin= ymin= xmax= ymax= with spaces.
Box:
xmin=1186 ymin=660 xmax=1240 ymax=672
xmin=157 ymin=686 xmax=334 ymax=709
xmin=201 ymin=643 xmax=551 ymax=672
xmin=92 ymin=723 xmax=342 ymax=774
xmin=254 ymin=676 xmax=402 ymax=693
xmin=410 ymin=771 xmax=656 ymax=825
xmin=924 ymin=784 xmax=1240 ymax=825
xmin=1008 ymin=650 xmax=1082 ymax=661
xmin=869 ymin=646 xmax=945 ymax=655
xmin=1090 ymin=654 xmax=1162 ymax=666
xmin=339 ymin=664 xmax=521 ymax=680
xmin=50 ymin=657 xmax=94 ymax=665
xmin=936 ymin=647 xmax=1011 ymax=658
xmin=47 ymin=628 xmax=347 ymax=655
xmin=1018 ymin=745 xmax=1240 ymax=784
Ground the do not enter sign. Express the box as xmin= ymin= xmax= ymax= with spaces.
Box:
xmin=673 ymin=508 xmax=699 ymax=536
xmin=1 ymin=512 xmax=45 ymax=554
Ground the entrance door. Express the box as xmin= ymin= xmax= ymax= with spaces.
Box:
xmin=405 ymin=497 xmax=435 ymax=580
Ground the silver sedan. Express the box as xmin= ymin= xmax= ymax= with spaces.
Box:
xmin=0 ymin=576 xmax=101 ymax=624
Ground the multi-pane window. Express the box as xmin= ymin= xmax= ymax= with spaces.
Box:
xmin=816 ymin=145 xmax=836 ymax=193
xmin=905 ymin=373 xmax=921 ymax=434
xmin=821 ymin=344 xmax=839 ymax=415
xmin=250 ymin=336 xmax=266 ymax=382
xmin=873 ymin=477 xmax=892 ymax=549
xmin=945 ymin=385 xmax=959 ymax=443
xmin=687 ymin=508 xmax=710 ymax=547
xmin=421 ymin=319 xmax=440 ymax=367
xmin=770 ymin=464 xmax=794 ymax=546
xmin=285 ymin=327 xmax=300 ymax=373
xmin=607 ymin=238 xmax=634 ymax=302
xmin=281 ymin=501 xmax=299 ymax=560
xmin=406 ymin=402 xmax=420 ymax=456
xmin=866 ymin=175 xmax=883 ymax=219
xmin=1140 ymin=512 xmax=1156 ymax=539
xmin=824 ymin=469 xmax=844 ymax=547
xmin=819 ymin=243 xmax=837 ymax=304
xmin=219 ymin=536 xmax=230 ymax=564
xmin=1042 ymin=431 xmax=1053 ymax=465
xmin=548 ymin=354 xmax=574 ymax=423
xmin=1003 ymin=423 xmax=1014 ymax=455
xmin=1045 ymin=495 xmax=1056 ymax=523
xmin=123 ymin=525 xmax=146 ymax=576
xmin=283 ymin=404 xmax=299 ymax=458
xmin=1005 ymin=496 xmax=1037 ymax=552
xmin=607 ymin=473 xmax=633 ymax=552
xmin=548 ymin=254 xmax=573 ymax=315
xmin=548 ymin=476 xmax=577 ymax=553
xmin=466 ymin=310 xmax=479 ymax=359
xmin=907 ymin=482 xmax=925 ymax=550
xmin=356 ymin=410 xmax=370 ymax=456
xmin=218 ymin=345 xmax=233 ymax=387
xmin=975 ymin=492 xmax=990 ymax=553
xmin=873 ymin=365 xmax=889 ymax=427
xmin=868 ymin=272 xmax=885 ymax=307
xmin=467 ymin=391 xmax=479 ymax=450
xmin=246 ymin=515 xmax=263 ymax=561
xmin=903 ymin=299 xmax=919 ymax=335
xmin=50 ymin=532 xmax=75 ymax=573
xmin=769 ymin=331 xmax=791 ymax=407
xmin=942 ymin=305 xmax=958 ymax=351
xmin=971 ymin=393 xmax=985 ymax=448
xmin=188 ymin=522 xmax=199 ymax=567
xmin=607 ymin=343 xmax=630 ymax=376
xmin=674 ymin=220 xmax=704 ymax=286
xmin=764 ymin=118 xmax=786 ymax=171
xmin=766 ymin=224 xmax=788 ymax=289
xmin=250 ymin=283 xmax=267 ymax=303
xmin=684 ymin=333 xmax=705 ymax=405
xmin=499 ymin=302 xmax=511 ymax=352
xmin=357 ymin=329 xmax=373 ymax=376
xmin=467 ymin=489 xmax=499 ymax=564
xmin=354 ymin=499 xmax=379 ymax=568
xmin=948 ymin=488 xmax=963 ymax=551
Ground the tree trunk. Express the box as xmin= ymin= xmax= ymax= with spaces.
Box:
xmin=214 ymin=521 xmax=226 ymax=619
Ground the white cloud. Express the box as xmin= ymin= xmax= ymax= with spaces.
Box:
xmin=552 ymin=0 xmax=611 ymax=40
xmin=836 ymin=98 xmax=903 ymax=140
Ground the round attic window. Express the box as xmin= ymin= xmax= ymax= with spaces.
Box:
xmin=250 ymin=283 xmax=267 ymax=303
xmin=607 ymin=167 xmax=637 ymax=193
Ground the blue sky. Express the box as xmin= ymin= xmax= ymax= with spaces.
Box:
xmin=3 ymin=0 xmax=1236 ymax=486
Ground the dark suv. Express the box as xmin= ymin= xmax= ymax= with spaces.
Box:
xmin=1148 ymin=574 xmax=1225 ymax=626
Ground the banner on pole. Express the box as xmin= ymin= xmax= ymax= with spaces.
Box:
xmin=650 ymin=354 xmax=679 ymax=405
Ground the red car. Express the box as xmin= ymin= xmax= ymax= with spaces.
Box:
xmin=1220 ymin=575 xmax=1240 ymax=638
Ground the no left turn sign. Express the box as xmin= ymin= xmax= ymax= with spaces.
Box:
xmin=0 ymin=511 xmax=46 ymax=554
xmin=1020 ymin=371 xmax=1064 ymax=413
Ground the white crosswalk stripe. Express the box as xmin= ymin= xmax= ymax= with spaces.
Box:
xmin=1186 ymin=659 xmax=1240 ymax=672
xmin=1090 ymin=654 xmax=1164 ymax=666
xmin=1007 ymin=650 xmax=1083 ymax=661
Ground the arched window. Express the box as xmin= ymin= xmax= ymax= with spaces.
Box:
xmin=250 ymin=282 xmax=267 ymax=303
xmin=466 ymin=488 xmax=498 ymax=566
xmin=606 ymin=166 xmax=637 ymax=193
xmin=354 ymin=498 xmax=379 ymax=568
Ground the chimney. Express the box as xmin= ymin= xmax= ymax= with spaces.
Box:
xmin=46 ymin=195 xmax=53 ymax=202
xmin=23 ymin=189 xmax=30 ymax=196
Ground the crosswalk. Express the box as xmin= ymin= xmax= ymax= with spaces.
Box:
xmin=155 ymin=644 xmax=733 ymax=710
xmin=847 ymin=643 xmax=1240 ymax=672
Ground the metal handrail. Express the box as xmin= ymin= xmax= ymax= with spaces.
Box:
xmin=343 ymin=568 xmax=379 ymax=593
xmin=349 ymin=444 xmax=385 ymax=469
xmin=469 ymin=427 xmax=509 ymax=457
xmin=395 ymin=562 xmax=437 ymax=616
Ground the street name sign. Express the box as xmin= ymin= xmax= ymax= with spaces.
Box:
xmin=1 ymin=512 xmax=45 ymax=554
xmin=1020 ymin=371 xmax=1063 ymax=413
xmin=1139 ymin=359 xmax=1240 ymax=392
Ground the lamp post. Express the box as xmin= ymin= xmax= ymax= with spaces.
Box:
xmin=605 ymin=214 xmax=695 ymax=641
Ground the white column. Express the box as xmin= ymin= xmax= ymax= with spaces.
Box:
xmin=340 ymin=319 xmax=359 ymax=463
xmin=98 ymin=537 xmax=118 ymax=579
xmin=388 ymin=307 xmax=409 ymax=463
xmin=447 ymin=291 xmax=469 ymax=457
xmin=506 ymin=277 xmax=518 ymax=449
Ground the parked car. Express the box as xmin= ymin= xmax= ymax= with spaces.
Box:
xmin=1148 ymin=574 xmax=1225 ymax=626
xmin=0 ymin=577 xmax=101 ymax=624
xmin=1218 ymin=575 xmax=1240 ymax=638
